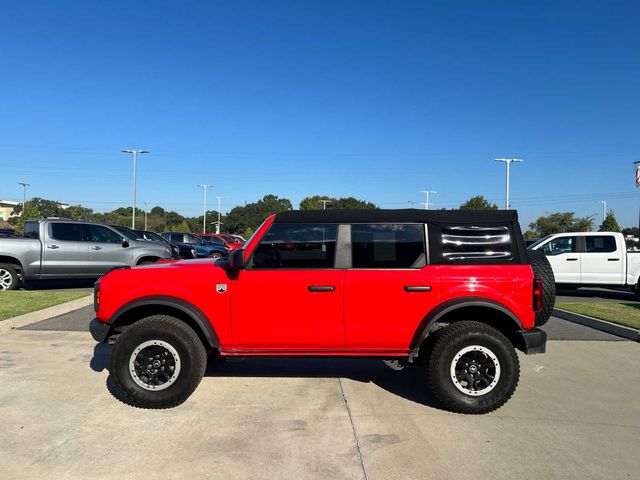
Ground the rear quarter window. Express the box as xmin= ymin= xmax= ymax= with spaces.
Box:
xmin=430 ymin=224 xmax=517 ymax=264
xmin=23 ymin=222 xmax=40 ymax=239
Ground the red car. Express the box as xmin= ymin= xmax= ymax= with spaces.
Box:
xmin=196 ymin=233 xmax=243 ymax=251
xmin=90 ymin=209 xmax=553 ymax=413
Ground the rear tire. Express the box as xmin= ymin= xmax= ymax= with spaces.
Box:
xmin=0 ymin=264 xmax=19 ymax=291
xmin=426 ymin=321 xmax=520 ymax=414
xmin=108 ymin=315 xmax=207 ymax=409
xmin=528 ymin=249 xmax=555 ymax=326
xmin=208 ymin=252 xmax=223 ymax=260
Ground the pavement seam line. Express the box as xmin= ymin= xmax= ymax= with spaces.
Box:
xmin=337 ymin=376 xmax=369 ymax=480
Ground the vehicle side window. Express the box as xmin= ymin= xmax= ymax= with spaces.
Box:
xmin=440 ymin=225 xmax=513 ymax=262
xmin=85 ymin=225 xmax=122 ymax=244
xmin=184 ymin=235 xmax=200 ymax=245
xmin=585 ymin=236 xmax=616 ymax=253
xmin=50 ymin=222 xmax=83 ymax=242
xmin=170 ymin=234 xmax=183 ymax=243
xmin=541 ymin=237 xmax=577 ymax=256
xmin=252 ymin=223 xmax=337 ymax=269
xmin=351 ymin=224 xmax=425 ymax=268
xmin=23 ymin=222 xmax=40 ymax=239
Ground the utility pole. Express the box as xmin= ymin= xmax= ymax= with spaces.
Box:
xmin=635 ymin=161 xmax=640 ymax=239
xmin=495 ymin=158 xmax=523 ymax=209
xmin=321 ymin=200 xmax=331 ymax=210
xmin=600 ymin=201 xmax=606 ymax=223
xmin=122 ymin=149 xmax=149 ymax=228
xmin=419 ymin=190 xmax=437 ymax=210
xmin=142 ymin=201 xmax=148 ymax=230
xmin=18 ymin=182 xmax=30 ymax=213
xmin=197 ymin=184 xmax=213 ymax=234
xmin=216 ymin=196 xmax=222 ymax=234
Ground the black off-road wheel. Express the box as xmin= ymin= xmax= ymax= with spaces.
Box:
xmin=528 ymin=249 xmax=556 ymax=326
xmin=426 ymin=321 xmax=520 ymax=414
xmin=0 ymin=263 xmax=19 ymax=291
xmin=108 ymin=315 xmax=208 ymax=409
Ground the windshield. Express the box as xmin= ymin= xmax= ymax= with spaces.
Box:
xmin=141 ymin=231 xmax=166 ymax=243
xmin=526 ymin=235 xmax=551 ymax=250
xmin=113 ymin=226 xmax=139 ymax=241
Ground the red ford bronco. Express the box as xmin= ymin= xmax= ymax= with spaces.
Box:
xmin=90 ymin=209 xmax=554 ymax=414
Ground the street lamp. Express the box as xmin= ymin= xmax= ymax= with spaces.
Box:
xmin=197 ymin=184 xmax=213 ymax=234
xmin=419 ymin=190 xmax=437 ymax=210
xmin=216 ymin=196 xmax=223 ymax=234
xmin=321 ymin=200 xmax=331 ymax=210
xmin=18 ymin=182 xmax=30 ymax=213
xmin=495 ymin=158 xmax=523 ymax=209
xmin=122 ymin=149 xmax=149 ymax=228
xmin=600 ymin=201 xmax=606 ymax=223
xmin=142 ymin=201 xmax=148 ymax=231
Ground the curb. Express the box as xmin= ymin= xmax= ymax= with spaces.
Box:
xmin=553 ymin=308 xmax=640 ymax=342
xmin=0 ymin=294 xmax=93 ymax=333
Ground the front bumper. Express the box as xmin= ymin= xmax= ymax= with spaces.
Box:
xmin=515 ymin=327 xmax=547 ymax=355
xmin=90 ymin=318 xmax=112 ymax=343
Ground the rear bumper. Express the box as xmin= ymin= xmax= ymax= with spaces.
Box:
xmin=89 ymin=318 xmax=112 ymax=343
xmin=515 ymin=327 xmax=547 ymax=355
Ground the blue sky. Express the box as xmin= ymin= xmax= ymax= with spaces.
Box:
xmin=1 ymin=0 xmax=639 ymax=228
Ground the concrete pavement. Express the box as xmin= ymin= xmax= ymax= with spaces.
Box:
xmin=1 ymin=328 xmax=638 ymax=479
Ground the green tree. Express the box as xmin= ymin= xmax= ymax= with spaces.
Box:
xmin=225 ymin=195 xmax=292 ymax=234
xmin=15 ymin=202 xmax=42 ymax=235
xmin=458 ymin=195 xmax=498 ymax=211
xmin=65 ymin=205 xmax=95 ymax=221
xmin=243 ymin=227 xmax=254 ymax=240
xmin=528 ymin=212 xmax=595 ymax=237
xmin=12 ymin=198 xmax=65 ymax=218
xmin=299 ymin=195 xmax=377 ymax=210
xmin=599 ymin=210 xmax=621 ymax=232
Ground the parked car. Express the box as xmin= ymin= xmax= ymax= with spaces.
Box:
xmin=0 ymin=219 xmax=172 ymax=290
xmin=229 ymin=234 xmax=246 ymax=243
xmin=109 ymin=225 xmax=179 ymax=259
xmin=528 ymin=231 xmax=640 ymax=295
xmin=196 ymin=233 xmax=241 ymax=251
xmin=161 ymin=232 xmax=228 ymax=259
xmin=91 ymin=209 xmax=553 ymax=413
xmin=132 ymin=229 xmax=196 ymax=260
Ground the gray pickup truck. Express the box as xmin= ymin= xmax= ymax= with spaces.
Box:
xmin=0 ymin=219 xmax=172 ymax=290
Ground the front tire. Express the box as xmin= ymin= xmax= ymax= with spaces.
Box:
xmin=0 ymin=264 xmax=19 ymax=291
xmin=426 ymin=321 xmax=520 ymax=414
xmin=108 ymin=315 xmax=207 ymax=409
xmin=208 ymin=252 xmax=223 ymax=260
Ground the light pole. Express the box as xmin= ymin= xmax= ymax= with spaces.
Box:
xmin=18 ymin=182 xmax=30 ymax=213
xmin=600 ymin=201 xmax=606 ymax=223
xmin=197 ymin=184 xmax=213 ymax=234
xmin=419 ymin=190 xmax=437 ymax=210
xmin=495 ymin=158 xmax=523 ymax=209
xmin=321 ymin=200 xmax=331 ymax=210
xmin=122 ymin=149 xmax=149 ymax=228
xmin=142 ymin=201 xmax=148 ymax=230
xmin=216 ymin=196 xmax=222 ymax=234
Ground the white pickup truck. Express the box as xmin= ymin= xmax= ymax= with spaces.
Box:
xmin=528 ymin=232 xmax=640 ymax=294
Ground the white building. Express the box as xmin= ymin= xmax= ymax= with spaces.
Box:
xmin=0 ymin=200 xmax=19 ymax=221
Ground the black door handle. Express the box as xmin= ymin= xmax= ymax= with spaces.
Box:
xmin=404 ymin=286 xmax=432 ymax=292
xmin=566 ymin=258 xmax=578 ymax=261
xmin=308 ymin=285 xmax=335 ymax=292
xmin=608 ymin=258 xmax=620 ymax=261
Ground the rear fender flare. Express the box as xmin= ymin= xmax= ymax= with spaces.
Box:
xmin=409 ymin=297 xmax=523 ymax=350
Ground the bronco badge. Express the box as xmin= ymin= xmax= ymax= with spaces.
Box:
xmin=216 ymin=284 xmax=227 ymax=294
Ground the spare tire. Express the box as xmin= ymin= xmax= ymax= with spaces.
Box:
xmin=528 ymin=249 xmax=555 ymax=326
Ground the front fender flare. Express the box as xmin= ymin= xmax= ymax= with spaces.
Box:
xmin=409 ymin=297 xmax=523 ymax=349
xmin=110 ymin=295 xmax=220 ymax=348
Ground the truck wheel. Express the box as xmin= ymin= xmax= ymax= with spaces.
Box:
xmin=0 ymin=264 xmax=18 ymax=291
xmin=426 ymin=321 xmax=520 ymax=414
xmin=528 ymin=249 xmax=555 ymax=326
xmin=208 ymin=252 xmax=223 ymax=260
xmin=108 ymin=315 xmax=207 ymax=409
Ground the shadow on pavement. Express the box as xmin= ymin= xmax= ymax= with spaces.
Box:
xmin=19 ymin=278 xmax=97 ymax=291
xmin=556 ymin=287 xmax=637 ymax=302
xmin=94 ymin=346 xmax=441 ymax=410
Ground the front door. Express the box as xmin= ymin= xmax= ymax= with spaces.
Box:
xmin=343 ymin=223 xmax=441 ymax=351
xmin=231 ymin=223 xmax=344 ymax=350
xmin=539 ymin=235 xmax=581 ymax=284
xmin=84 ymin=224 xmax=132 ymax=274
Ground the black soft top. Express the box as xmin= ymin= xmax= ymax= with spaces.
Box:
xmin=274 ymin=209 xmax=518 ymax=225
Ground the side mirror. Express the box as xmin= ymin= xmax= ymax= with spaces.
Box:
xmin=218 ymin=249 xmax=245 ymax=270
xmin=122 ymin=238 xmax=130 ymax=248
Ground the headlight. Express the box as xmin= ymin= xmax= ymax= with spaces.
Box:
xmin=164 ymin=246 xmax=171 ymax=255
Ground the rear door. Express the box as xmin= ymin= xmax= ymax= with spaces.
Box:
xmin=539 ymin=235 xmax=581 ymax=284
xmin=231 ymin=223 xmax=344 ymax=350
xmin=84 ymin=224 xmax=132 ymax=274
xmin=344 ymin=223 xmax=441 ymax=351
xmin=41 ymin=222 xmax=89 ymax=275
xmin=581 ymin=234 xmax=624 ymax=285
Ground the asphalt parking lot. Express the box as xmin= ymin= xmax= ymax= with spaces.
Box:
xmin=0 ymin=305 xmax=638 ymax=479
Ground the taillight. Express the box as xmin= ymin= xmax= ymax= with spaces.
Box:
xmin=533 ymin=278 xmax=543 ymax=311
xmin=94 ymin=281 xmax=100 ymax=312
